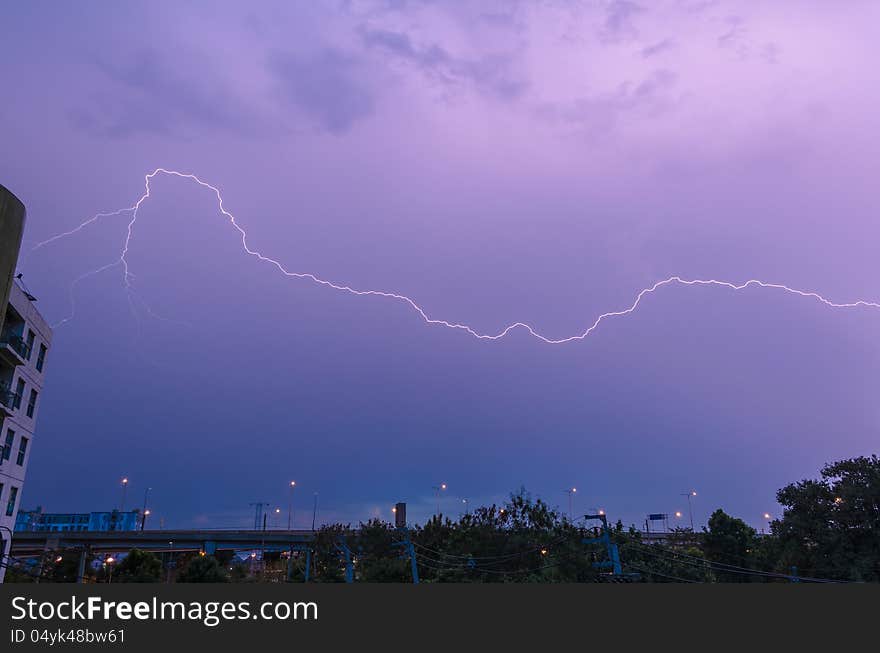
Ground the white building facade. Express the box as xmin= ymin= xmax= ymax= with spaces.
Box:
xmin=0 ymin=281 xmax=52 ymax=582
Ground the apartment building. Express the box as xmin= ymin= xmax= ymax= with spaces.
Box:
xmin=0 ymin=183 xmax=52 ymax=582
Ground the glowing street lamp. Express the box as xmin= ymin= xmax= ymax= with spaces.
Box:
xmin=119 ymin=477 xmax=129 ymax=512
xmin=432 ymin=483 xmax=447 ymax=517
xmin=104 ymin=556 xmax=116 ymax=583
xmin=566 ymin=487 xmax=577 ymax=520
xmin=140 ymin=486 xmax=152 ymax=529
xmin=680 ymin=490 xmax=697 ymax=530
xmin=288 ymin=481 xmax=296 ymax=530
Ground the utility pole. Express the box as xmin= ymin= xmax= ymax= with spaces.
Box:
xmin=392 ymin=528 xmax=419 ymax=584
xmin=311 ymin=493 xmax=318 ymax=531
xmin=583 ymin=513 xmax=622 ymax=577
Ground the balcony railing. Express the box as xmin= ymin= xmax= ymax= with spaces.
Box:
xmin=0 ymin=334 xmax=30 ymax=362
xmin=0 ymin=385 xmax=16 ymax=412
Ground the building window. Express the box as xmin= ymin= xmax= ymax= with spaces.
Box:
xmin=6 ymin=486 xmax=18 ymax=516
xmin=36 ymin=343 xmax=47 ymax=372
xmin=26 ymin=389 xmax=37 ymax=418
xmin=25 ymin=330 xmax=35 ymax=361
xmin=2 ymin=430 xmax=12 ymax=461
xmin=16 ymin=437 xmax=28 ymax=466
xmin=13 ymin=379 xmax=25 ymax=410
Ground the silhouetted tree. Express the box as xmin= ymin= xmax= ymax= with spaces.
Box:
xmin=702 ymin=509 xmax=758 ymax=582
xmin=773 ymin=455 xmax=880 ymax=581
xmin=115 ymin=549 xmax=162 ymax=583
xmin=177 ymin=555 xmax=228 ymax=583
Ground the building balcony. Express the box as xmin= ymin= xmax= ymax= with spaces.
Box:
xmin=0 ymin=386 xmax=17 ymax=417
xmin=0 ymin=334 xmax=29 ymax=367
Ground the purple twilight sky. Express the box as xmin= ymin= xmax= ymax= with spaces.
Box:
xmin=1 ymin=1 xmax=878 ymax=530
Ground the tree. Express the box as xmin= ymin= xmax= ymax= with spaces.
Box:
xmin=702 ymin=509 xmax=758 ymax=582
xmin=114 ymin=549 xmax=162 ymax=583
xmin=176 ymin=555 xmax=229 ymax=583
xmin=773 ymin=455 xmax=880 ymax=581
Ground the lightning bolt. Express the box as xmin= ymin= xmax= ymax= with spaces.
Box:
xmin=33 ymin=168 xmax=880 ymax=338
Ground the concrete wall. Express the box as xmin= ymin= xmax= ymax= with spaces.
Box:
xmin=0 ymin=185 xmax=26 ymax=337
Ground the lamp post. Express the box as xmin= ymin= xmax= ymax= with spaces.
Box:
xmin=141 ymin=487 xmax=151 ymax=529
xmin=461 ymin=498 xmax=469 ymax=516
xmin=104 ymin=556 xmax=115 ymax=583
xmin=274 ymin=507 xmax=281 ymax=529
xmin=119 ymin=477 xmax=129 ymax=512
xmin=432 ymin=483 xmax=447 ymax=517
xmin=566 ymin=487 xmax=577 ymax=520
xmin=141 ymin=510 xmax=151 ymax=531
xmin=288 ymin=481 xmax=296 ymax=530
xmin=311 ymin=492 xmax=318 ymax=531
xmin=680 ymin=490 xmax=697 ymax=531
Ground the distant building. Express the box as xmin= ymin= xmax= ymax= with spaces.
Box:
xmin=0 ymin=183 xmax=53 ymax=583
xmin=14 ymin=507 xmax=141 ymax=533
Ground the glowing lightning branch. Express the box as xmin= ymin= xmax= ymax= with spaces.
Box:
xmin=35 ymin=168 xmax=880 ymax=339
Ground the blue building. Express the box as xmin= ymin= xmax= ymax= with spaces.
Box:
xmin=14 ymin=506 xmax=141 ymax=532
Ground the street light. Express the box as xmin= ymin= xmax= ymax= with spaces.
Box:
xmin=288 ymin=481 xmax=296 ymax=530
xmin=565 ymin=487 xmax=577 ymax=520
xmin=680 ymin=490 xmax=697 ymax=531
xmin=141 ymin=487 xmax=152 ymax=530
xmin=142 ymin=509 xmax=151 ymax=531
xmin=119 ymin=478 xmax=129 ymax=512
xmin=461 ymin=498 xmax=469 ymax=516
xmin=104 ymin=556 xmax=116 ymax=583
xmin=274 ymin=507 xmax=281 ymax=529
xmin=432 ymin=483 xmax=447 ymax=517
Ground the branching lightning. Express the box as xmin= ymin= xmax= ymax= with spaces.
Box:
xmin=32 ymin=168 xmax=880 ymax=338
